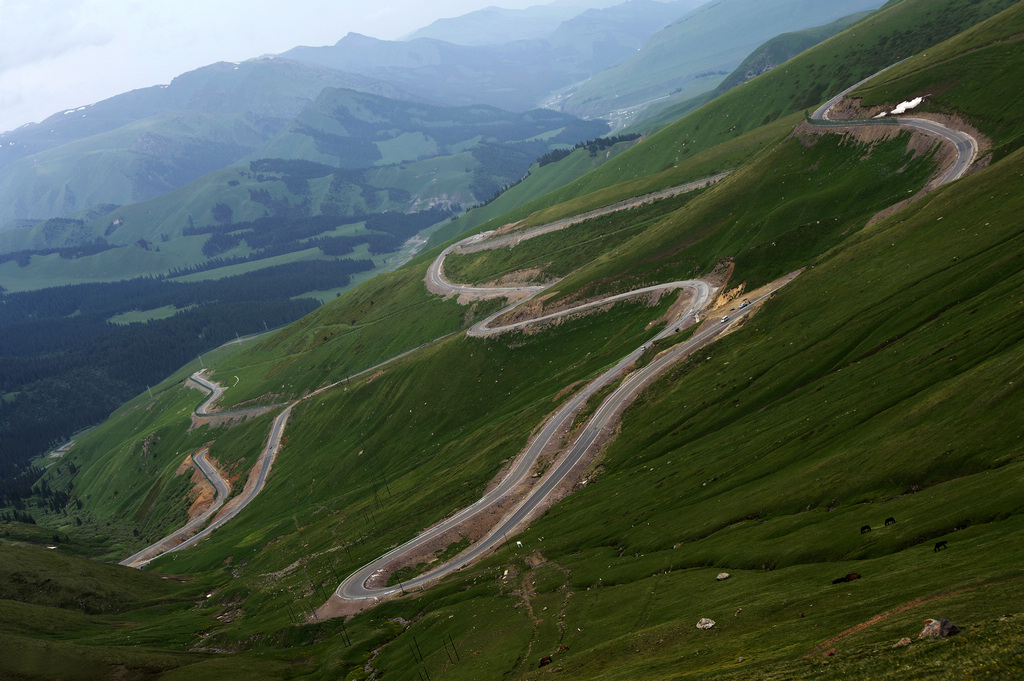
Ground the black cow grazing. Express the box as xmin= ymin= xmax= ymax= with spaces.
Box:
xmin=832 ymin=573 xmax=861 ymax=584
xmin=885 ymin=517 xmax=896 ymax=526
xmin=860 ymin=525 xmax=871 ymax=534
xmin=934 ymin=540 xmax=948 ymax=552
xmin=539 ymin=656 xmax=553 ymax=668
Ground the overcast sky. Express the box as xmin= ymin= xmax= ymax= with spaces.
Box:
xmin=0 ymin=0 xmax=554 ymax=134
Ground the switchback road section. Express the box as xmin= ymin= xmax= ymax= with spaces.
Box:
xmin=120 ymin=447 xmax=229 ymax=568
xmin=809 ymin=64 xmax=978 ymax=185
xmin=331 ymin=76 xmax=980 ymax=603
xmin=333 ymin=197 xmax=790 ymax=603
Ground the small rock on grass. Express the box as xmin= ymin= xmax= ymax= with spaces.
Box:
xmin=716 ymin=572 xmax=730 ymax=581
xmin=696 ymin=618 xmax=716 ymax=630
xmin=919 ymin=618 xmax=961 ymax=638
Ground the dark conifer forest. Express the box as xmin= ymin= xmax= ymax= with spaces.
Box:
xmin=0 ymin=258 xmax=377 ymax=502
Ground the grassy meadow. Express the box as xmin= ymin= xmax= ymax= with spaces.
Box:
xmin=6 ymin=1 xmax=1024 ymax=679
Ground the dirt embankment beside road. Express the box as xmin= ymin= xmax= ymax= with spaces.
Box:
xmin=176 ymin=450 xmax=230 ymax=523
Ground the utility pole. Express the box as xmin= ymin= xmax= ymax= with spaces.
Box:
xmin=448 ymin=634 xmax=460 ymax=661
xmin=339 ymin=619 xmax=351 ymax=646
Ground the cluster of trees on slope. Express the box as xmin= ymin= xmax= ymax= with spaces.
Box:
xmin=182 ymin=206 xmax=453 ymax=267
xmin=0 ymin=259 xmax=373 ymax=502
xmin=537 ymin=133 xmax=643 ymax=167
xmin=0 ymin=239 xmax=119 ymax=269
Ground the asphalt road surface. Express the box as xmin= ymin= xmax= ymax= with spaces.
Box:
xmin=810 ymin=62 xmax=977 ymax=185
xmin=335 ymin=271 xmax=785 ymax=599
xmin=190 ymin=372 xmax=224 ymax=416
xmin=333 ymin=67 xmax=979 ymax=601
xmin=125 ymin=66 xmax=975 ymax=580
xmin=120 ymin=447 xmax=228 ymax=568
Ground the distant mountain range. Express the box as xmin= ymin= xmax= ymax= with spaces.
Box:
xmin=554 ymin=0 xmax=888 ymax=119
xmin=5 ymin=2 xmax=1022 ymax=679
xmin=0 ymin=60 xmax=403 ymax=224
xmin=281 ymin=0 xmax=703 ymax=113
xmin=0 ymin=0 xmax=889 ymax=232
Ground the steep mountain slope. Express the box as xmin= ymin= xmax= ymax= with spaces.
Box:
xmin=0 ymin=59 xmax=402 ymax=223
xmin=544 ymin=0 xmax=709 ymax=71
xmin=634 ymin=0 xmax=1020 ymax=134
xmin=0 ymin=94 xmax=606 ymax=277
xmin=405 ymin=2 xmax=599 ymax=44
xmin=510 ymin=0 xmax=1018 ymax=213
xmin=6 ymin=2 xmax=1024 ymax=679
xmin=711 ymin=11 xmax=874 ymax=95
xmin=281 ymin=1 xmax=698 ymax=114
xmin=555 ymin=0 xmax=888 ymax=122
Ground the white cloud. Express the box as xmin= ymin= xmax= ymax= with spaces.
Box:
xmin=0 ymin=0 xmax=114 ymax=72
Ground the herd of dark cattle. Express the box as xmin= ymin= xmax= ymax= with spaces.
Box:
xmin=833 ymin=516 xmax=950 ymax=585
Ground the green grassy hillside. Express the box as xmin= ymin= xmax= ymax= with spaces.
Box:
xmin=632 ymin=0 xmax=1018 ymax=134
xmin=0 ymin=93 xmax=606 ymax=292
xmin=430 ymin=0 xmax=1017 ymax=254
xmin=851 ymin=4 xmax=1024 ymax=161
xmin=7 ymin=2 xmax=1024 ymax=679
xmin=559 ymin=0 xmax=888 ymax=121
xmin=711 ymin=11 xmax=874 ymax=95
xmin=0 ymin=538 xmax=217 ymax=679
xmin=0 ymin=112 xmax=269 ymax=223
xmin=0 ymin=58 xmax=400 ymax=224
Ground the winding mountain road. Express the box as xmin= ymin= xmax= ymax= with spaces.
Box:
xmin=190 ymin=372 xmax=225 ymax=416
xmin=331 ymin=69 xmax=980 ymax=603
xmin=335 ymin=221 xmax=791 ymax=601
xmin=335 ymin=276 xmax=789 ymax=600
xmin=337 ymin=274 xmax=719 ymax=599
xmin=809 ymin=64 xmax=977 ymax=183
xmin=120 ymin=447 xmax=229 ymax=568
xmin=124 ymin=66 xmax=977 ymax=600
xmin=121 ymin=374 xmax=295 ymax=569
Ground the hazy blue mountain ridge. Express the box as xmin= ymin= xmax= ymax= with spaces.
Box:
xmin=404 ymin=3 xmax=591 ymax=44
xmin=0 ymin=59 xmax=401 ymax=171
xmin=556 ymin=0 xmax=889 ymax=121
xmin=710 ymin=10 xmax=874 ymax=95
xmin=280 ymin=1 xmax=704 ymax=112
xmin=0 ymin=59 xmax=406 ymax=224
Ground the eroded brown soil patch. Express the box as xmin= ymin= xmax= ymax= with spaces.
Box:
xmin=806 ymin=575 xmax=1024 ymax=657
xmin=176 ymin=450 xmax=218 ymax=523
